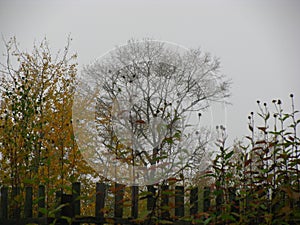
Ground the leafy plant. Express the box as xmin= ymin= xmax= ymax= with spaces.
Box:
xmin=206 ymin=95 xmax=300 ymax=224
xmin=0 ymin=36 xmax=97 ymax=218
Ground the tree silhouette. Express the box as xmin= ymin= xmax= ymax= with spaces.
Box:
xmin=73 ymin=39 xmax=230 ymax=186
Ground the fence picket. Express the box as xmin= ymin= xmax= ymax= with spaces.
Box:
xmin=96 ymin=182 xmax=106 ymax=221
xmin=72 ymin=182 xmax=81 ymax=217
xmin=114 ymin=183 xmax=125 ymax=218
xmin=190 ymin=187 xmax=198 ymax=216
xmin=161 ymin=185 xmax=170 ymax=219
xmin=38 ymin=185 xmax=45 ymax=217
xmin=147 ymin=185 xmax=156 ymax=211
xmin=131 ymin=186 xmax=138 ymax=218
xmin=24 ymin=186 xmax=33 ymax=218
xmin=203 ymin=186 xmax=210 ymax=212
xmin=175 ymin=186 xmax=184 ymax=217
xmin=0 ymin=186 xmax=8 ymax=219
xmin=12 ymin=186 xmax=21 ymax=219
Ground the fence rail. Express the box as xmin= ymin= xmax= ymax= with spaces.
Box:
xmin=0 ymin=182 xmax=211 ymax=225
xmin=1 ymin=182 xmax=299 ymax=225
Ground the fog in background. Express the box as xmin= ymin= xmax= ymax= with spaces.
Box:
xmin=1 ymin=0 xmax=299 ymax=145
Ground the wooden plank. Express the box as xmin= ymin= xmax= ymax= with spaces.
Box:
xmin=131 ymin=186 xmax=138 ymax=218
xmin=64 ymin=216 xmax=192 ymax=225
xmin=161 ymin=185 xmax=170 ymax=219
xmin=72 ymin=182 xmax=81 ymax=216
xmin=203 ymin=187 xmax=210 ymax=212
xmin=114 ymin=183 xmax=125 ymax=218
xmin=38 ymin=185 xmax=45 ymax=217
xmin=24 ymin=186 xmax=33 ymax=218
xmin=0 ymin=186 xmax=8 ymax=219
xmin=0 ymin=217 xmax=50 ymax=225
xmin=0 ymin=216 xmax=193 ymax=225
xmin=215 ymin=188 xmax=223 ymax=217
xmin=0 ymin=217 xmax=192 ymax=225
xmin=61 ymin=194 xmax=73 ymax=219
xmin=190 ymin=187 xmax=198 ymax=216
xmin=229 ymin=187 xmax=238 ymax=214
xmin=147 ymin=185 xmax=156 ymax=211
xmin=55 ymin=191 xmax=62 ymax=218
xmin=95 ymin=183 xmax=106 ymax=219
xmin=175 ymin=186 xmax=184 ymax=217
xmin=12 ymin=186 xmax=21 ymax=219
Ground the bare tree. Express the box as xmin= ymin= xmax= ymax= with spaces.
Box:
xmin=73 ymin=39 xmax=230 ymax=186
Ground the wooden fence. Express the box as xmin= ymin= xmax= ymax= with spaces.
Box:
xmin=0 ymin=182 xmax=212 ymax=225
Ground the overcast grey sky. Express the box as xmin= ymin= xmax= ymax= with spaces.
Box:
xmin=1 ymin=0 xmax=299 ymax=144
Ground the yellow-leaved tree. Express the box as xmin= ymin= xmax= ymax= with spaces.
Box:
xmin=0 ymin=37 xmax=98 ymax=217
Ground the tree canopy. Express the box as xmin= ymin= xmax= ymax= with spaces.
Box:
xmin=73 ymin=39 xmax=231 ymax=186
xmin=0 ymin=37 xmax=97 ymax=216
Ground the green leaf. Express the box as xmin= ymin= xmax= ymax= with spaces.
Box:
xmin=163 ymin=137 xmax=173 ymax=144
xmin=61 ymin=216 xmax=72 ymax=224
xmin=203 ymin=217 xmax=213 ymax=225
xmin=225 ymin=150 xmax=234 ymax=160
xmin=266 ymin=112 xmax=270 ymax=120
xmin=158 ymin=219 xmax=173 ymax=224
xmin=48 ymin=203 xmax=68 ymax=217
xmin=248 ymin=124 xmax=253 ymax=132
xmin=138 ymin=210 xmax=151 ymax=219
xmin=38 ymin=207 xmax=48 ymax=215
xmin=173 ymin=132 xmax=181 ymax=139
xmin=220 ymin=213 xmax=236 ymax=221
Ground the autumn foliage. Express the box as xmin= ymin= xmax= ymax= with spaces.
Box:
xmin=0 ymin=37 xmax=299 ymax=224
xmin=0 ymin=37 xmax=96 ymax=216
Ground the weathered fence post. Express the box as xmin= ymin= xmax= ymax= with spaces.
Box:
xmin=190 ymin=187 xmax=198 ymax=217
xmin=12 ymin=186 xmax=21 ymax=219
xmin=216 ymin=188 xmax=223 ymax=218
xmin=175 ymin=186 xmax=184 ymax=217
xmin=56 ymin=190 xmax=62 ymax=218
xmin=38 ymin=185 xmax=45 ymax=218
xmin=114 ymin=183 xmax=125 ymax=218
xmin=131 ymin=186 xmax=138 ymax=219
xmin=147 ymin=185 xmax=156 ymax=211
xmin=72 ymin=182 xmax=81 ymax=216
xmin=96 ymin=182 xmax=106 ymax=224
xmin=161 ymin=185 xmax=170 ymax=219
xmin=203 ymin=187 xmax=210 ymax=212
xmin=24 ymin=186 xmax=33 ymax=218
xmin=0 ymin=186 xmax=8 ymax=219
xmin=229 ymin=187 xmax=238 ymax=213
xmin=55 ymin=189 xmax=73 ymax=225
xmin=61 ymin=194 xmax=73 ymax=219
xmin=72 ymin=182 xmax=81 ymax=225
